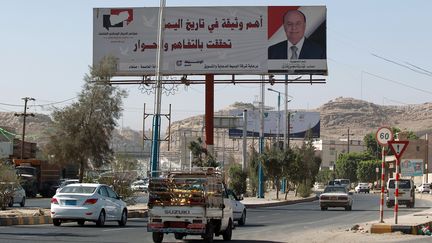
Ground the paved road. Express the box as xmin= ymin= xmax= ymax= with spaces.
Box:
xmin=2 ymin=193 xmax=431 ymax=243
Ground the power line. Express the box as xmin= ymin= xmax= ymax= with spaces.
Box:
xmin=371 ymin=54 xmax=432 ymax=77
xmin=363 ymin=71 xmax=432 ymax=95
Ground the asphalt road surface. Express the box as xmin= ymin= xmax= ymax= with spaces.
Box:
xmin=2 ymin=193 xmax=431 ymax=243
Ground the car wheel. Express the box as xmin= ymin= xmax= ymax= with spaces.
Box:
xmin=118 ymin=209 xmax=127 ymax=226
xmin=174 ymin=233 xmax=185 ymax=240
xmin=202 ymin=222 xmax=214 ymax=243
xmin=53 ymin=219 xmax=61 ymax=226
xmin=238 ymin=210 xmax=246 ymax=226
xmin=77 ymin=220 xmax=85 ymax=226
xmin=152 ymin=232 xmax=164 ymax=243
xmin=20 ymin=197 xmax=25 ymax=207
xmin=345 ymin=205 xmax=352 ymax=211
xmin=96 ymin=210 xmax=106 ymax=227
xmin=222 ymin=219 xmax=233 ymax=241
xmin=320 ymin=207 xmax=327 ymax=211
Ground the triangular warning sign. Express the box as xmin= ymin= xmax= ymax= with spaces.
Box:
xmin=388 ymin=141 xmax=409 ymax=159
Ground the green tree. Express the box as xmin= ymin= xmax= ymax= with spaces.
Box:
xmin=188 ymin=138 xmax=219 ymax=168
xmin=281 ymin=148 xmax=299 ymax=199
xmin=357 ymin=160 xmax=381 ymax=183
xmin=46 ymin=56 xmax=127 ymax=182
xmin=364 ymin=133 xmax=381 ymax=159
xmin=315 ymin=169 xmax=333 ymax=184
xmin=247 ymin=145 xmax=260 ymax=196
xmin=262 ymin=145 xmax=284 ymax=199
xmin=227 ymin=163 xmax=247 ymax=196
xmin=336 ymin=152 xmax=374 ymax=183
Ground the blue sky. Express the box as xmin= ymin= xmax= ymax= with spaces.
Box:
xmin=1 ymin=0 xmax=432 ymax=131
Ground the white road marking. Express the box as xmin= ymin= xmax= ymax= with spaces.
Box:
xmin=102 ymin=227 xmax=137 ymax=232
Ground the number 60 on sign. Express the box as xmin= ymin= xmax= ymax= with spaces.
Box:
xmin=376 ymin=127 xmax=393 ymax=146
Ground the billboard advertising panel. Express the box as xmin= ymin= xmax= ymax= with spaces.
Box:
xmin=401 ymin=159 xmax=423 ymax=177
xmin=228 ymin=110 xmax=320 ymax=138
xmin=93 ymin=6 xmax=327 ymax=75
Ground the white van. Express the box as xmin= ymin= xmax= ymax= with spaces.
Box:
xmin=386 ymin=178 xmax=415 ymax=208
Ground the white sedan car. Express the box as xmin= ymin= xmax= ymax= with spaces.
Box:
xmin=227 ymin=189 xmax=246 ymax=226
xmin=131 ymin=179 xmax=149 ymax=192
xmin=50 ymin=183 xmax=127 ymax=227
xmin=355 ymin=183 xmax=370 ymax=193
xmin=319 ymin=185 xmax=353 ymax=211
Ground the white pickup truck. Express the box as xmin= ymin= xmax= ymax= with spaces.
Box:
xmin=147 ymin=169 xmax=234 ymax=243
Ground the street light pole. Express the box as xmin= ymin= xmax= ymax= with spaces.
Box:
xmin=268 ymin=88 xmax=292 ymax=149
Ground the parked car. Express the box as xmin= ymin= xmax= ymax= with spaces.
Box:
xmin=314 ymin=182 xmax=325 ymax=190
xmin=131 ymin=179 xmax=149 ymax=192
xmin=386 ymin=178 xmax=415 ymax=208
xmin=6 ymin=183 xmax=26 ymax=207
xmin=417 ymin=183 xmax=430 ymax=193
xmin=227 ymin=189 xmax=246 ymax=226
xmin=55 ymin=179 xmax=80 ymax=194
xmin=319 ymin=185 xmax=353 ymax=211
xmin=355 ymin=183 xmax=370 ymax=193
xmin=50 ymin=183 xmax=128 ymax=227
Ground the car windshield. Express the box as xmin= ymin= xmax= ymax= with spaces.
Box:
xmin=60 ymin=186 xmax=97 ymax=194
xmin=324 ymin=186 xmax=347 ymax=193
xmin=339 ymin=179 xmax=350 ymax=185
xmin=388 ymin=180 xmax=411 ymax=189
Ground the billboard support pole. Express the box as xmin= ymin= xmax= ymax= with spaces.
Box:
xmin=242 ymin=109 xmax=247 ymax=172
xmin=205 ymin=74 xmax=214 ymax=156
xmin=150 ymin=0 xmax=166 ymax=178
xmin=258 ymin=76 xmax=265 ymax=198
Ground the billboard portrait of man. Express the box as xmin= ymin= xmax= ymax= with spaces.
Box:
xmin=268 ymin=6 xmax=326 ymax=60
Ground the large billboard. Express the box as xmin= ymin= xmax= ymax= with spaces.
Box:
xmin=228 ymin=110 xmax=320 ymax=138
xmin=93 ymin=6 xmax=327 ymax=76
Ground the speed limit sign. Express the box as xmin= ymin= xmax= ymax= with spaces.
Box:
xmin=376 ymin=127 xmax=393 ymax=146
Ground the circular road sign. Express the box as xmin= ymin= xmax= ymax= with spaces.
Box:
xmin=376 ymin=127 xmax=393 ymax=146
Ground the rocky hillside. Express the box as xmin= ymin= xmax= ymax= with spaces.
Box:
xmin=318 ymin=97 xmax=432 ymax=139
xmin=2 ymin=97 xmax=432 ymax=152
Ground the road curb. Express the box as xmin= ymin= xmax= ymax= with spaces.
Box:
xmin=244 ymin=195 xmax=317 ymax=208
xmin=370 ymin=222 xmax=432 ymax=235
xmin=0 ymin=209 xmax=148 ymax=226
xmin=0 ymin=215 xmax=52 ymax=226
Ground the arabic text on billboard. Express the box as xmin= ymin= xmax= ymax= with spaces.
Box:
xmin=93 ymin=6 xmax=327 ymax=75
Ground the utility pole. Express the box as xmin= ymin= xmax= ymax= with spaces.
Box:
xmin=342 ymin=127 xmax=354 ymax=153
xmin=14 ymin=97 xmax=35 ymax=159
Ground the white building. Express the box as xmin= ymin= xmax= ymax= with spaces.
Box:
xmin=314 ymin=139 xmax=366 ymax=170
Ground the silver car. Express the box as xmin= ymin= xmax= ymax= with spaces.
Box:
xmin=319 ymin=185 xmax=353 ymax=211
xmin=7 ymin=183 xmax=26 ymax=207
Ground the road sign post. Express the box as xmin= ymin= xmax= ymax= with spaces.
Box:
xmin=388 ymin=140 xmax=409 ymax=225
xmin=375 ymin=127 xmax=393 ymax=223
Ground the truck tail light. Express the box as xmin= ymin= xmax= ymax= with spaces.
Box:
xmin=51 ymin=198 xmax=59 ymax=204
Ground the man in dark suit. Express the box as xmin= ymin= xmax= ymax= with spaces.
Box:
xmin=268 ymin=9 xmax=325 ymax=60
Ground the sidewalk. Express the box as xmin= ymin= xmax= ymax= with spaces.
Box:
xmin=370 ymin=193 xmax=432 ymax=235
